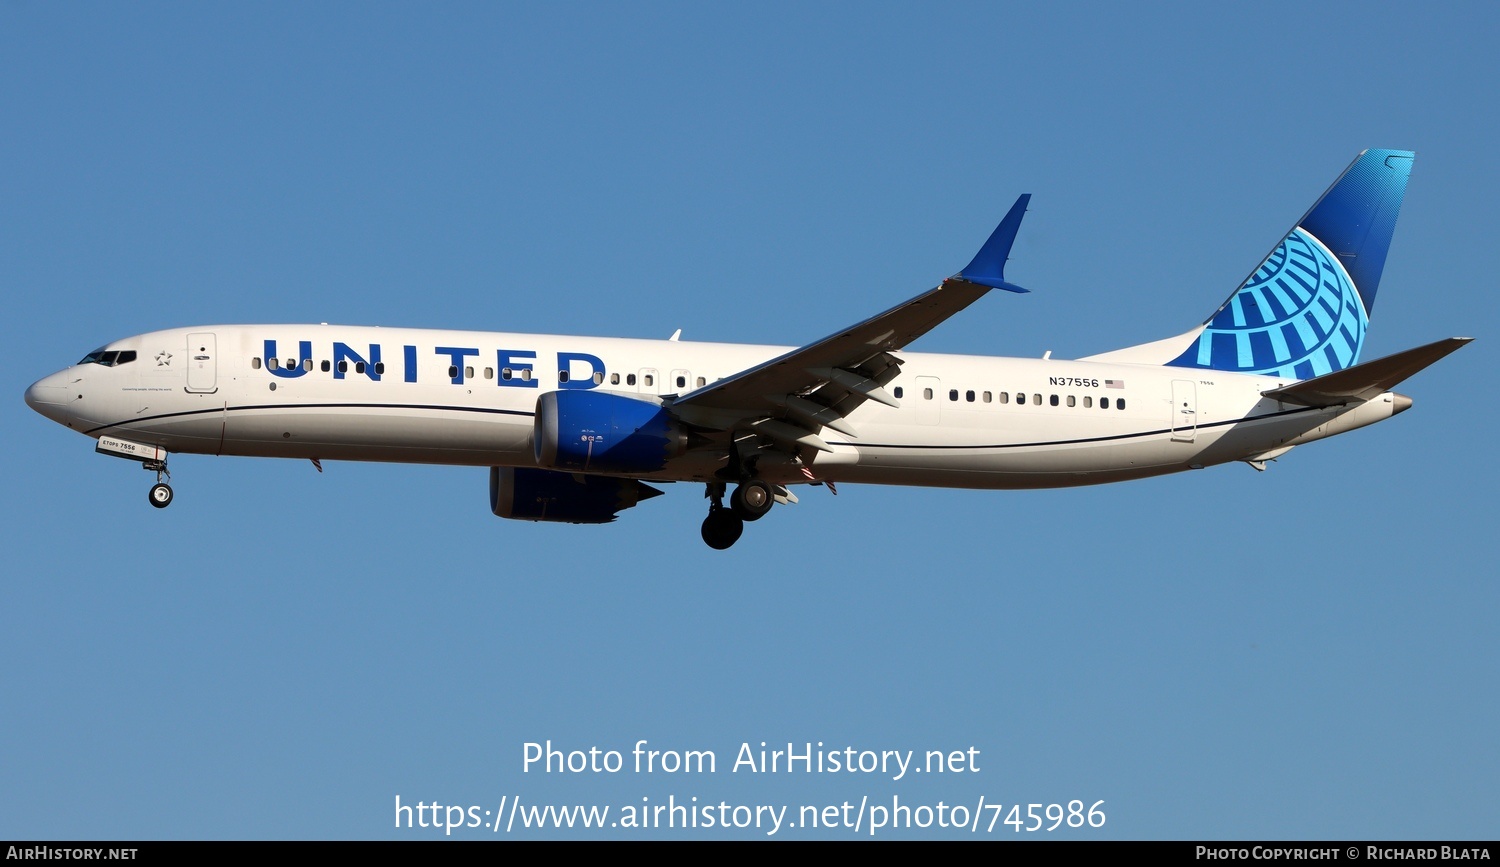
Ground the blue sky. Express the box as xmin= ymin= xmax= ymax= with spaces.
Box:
xmin=3 ymin=2 xmax=1496 ymax=839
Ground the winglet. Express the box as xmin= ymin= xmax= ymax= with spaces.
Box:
xmin=957 ymin=193 xmax=1031 ymax=293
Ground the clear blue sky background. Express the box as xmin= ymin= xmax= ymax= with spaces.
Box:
xmin=4 ymin=2 xmax=1496 ymax=840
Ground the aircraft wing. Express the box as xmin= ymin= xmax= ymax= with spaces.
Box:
xmin=1261 ymin=337 xmax=1472 ymax=407
xmin=666 ymin=195 xmax=1031 ymax=452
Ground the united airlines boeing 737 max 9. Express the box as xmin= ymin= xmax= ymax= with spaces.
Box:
xmin=25 ymin=150 xmax=1470 ymax=548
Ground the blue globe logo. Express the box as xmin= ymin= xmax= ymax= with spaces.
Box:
xmin=1171 ymin=227 xmax=1367 ymax=379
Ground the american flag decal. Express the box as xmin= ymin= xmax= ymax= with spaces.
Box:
xmin=1105 ymin=379 xmax=1125 ymax=389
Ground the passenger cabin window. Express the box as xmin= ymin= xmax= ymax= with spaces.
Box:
xmin=893 ymin=386 xmax=904 ymax=399
xmin=1101 ymin=397 xmax=1110 ymax=409
xmin=338 ymin=361 xmax=349 ymax=373
xmin=484 ymin=367 xmax=494 ymax=380
xmin=923 ymin=388 xmax=933 ymax=400
xmin=1050 ymin=394 xmax=1059 ymax=406
xmin=303 ymin=359 xmax=313 ymax=371
xmin=375 ymin=362 xmax=385 ymax=375
xmin=268 ymin=358 xmax=279 ymax=370
xmin=321 ymin=360 xmax=331 ymax=372
xmin=594 ymin=372 xmax=606 ymax=385
xmin=355 ymin=362 xmax=366 ymax=374
xmin=676 ymin=375 xmax=686 ymax=388
xmin=1016 ymin=392 xmax=1025 ymax=405
xmin=1084 ymin=396 xmax=1093 ymax=408
xmin=520 ymin=369 xmax=531 ymax=381
xmin=502 ymin=368 xmax=513 ymax=380
xmin=1067 ymin=395 xmax=1076 ymax=407
xmin=966 ymin=390 xmax=975 ymax=402
xmin=1118 ymin=398 xmax=1126 ymax=410
xmin=448 ymin=365 xmax=458 ymax=379
xmin=983 ymin=391 xmax=992 ymax=403
xmin=611 ymin=373 xmax=621 ymax=385
xmin=696 ymin=376 xmax=706 ymax=387
xmin=252 ymin=358 xmax=262 ymax=370
xmin=949 ymin=389 xmax=958 ymax=401
xmin=998 ymin=392 xmax=1009 ymax=404
xmin=558 ymin=370 xmax=570 ymax=383
xmin=627 ymin=374 xmax=636 ymax=385
xmin=643 ymin=374 xmax=654 ymax=386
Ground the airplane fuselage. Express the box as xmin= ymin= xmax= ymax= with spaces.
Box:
xmin=25 ymin=324 xmax=1402 ymax=490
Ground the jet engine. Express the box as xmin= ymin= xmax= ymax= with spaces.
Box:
xmin=489 ymin=466 xmax=662 ymax=524
xmin=533 ymin=391 xmax=689 ymax=474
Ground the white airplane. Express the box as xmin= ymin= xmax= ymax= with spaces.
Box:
xmin=25 ymin=149 xmax=1470 ymax=549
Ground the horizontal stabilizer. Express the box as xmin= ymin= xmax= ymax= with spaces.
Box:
xmin=1262 ymin=337 xmax=1471 ymax=407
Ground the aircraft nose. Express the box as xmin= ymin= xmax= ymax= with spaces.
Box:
xmin=24 ymin=371 xmax=72 ymax=424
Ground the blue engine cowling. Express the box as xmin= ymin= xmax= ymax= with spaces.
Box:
xmin=490 ymin=467 xmax=663 ymax=524
xmin=534 ymin=390 xmax=688 ymax=474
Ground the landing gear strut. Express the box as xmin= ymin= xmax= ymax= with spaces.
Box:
xmin=145 ymin=457 xmax=173 ymax=509
xmin=700 ymin=481 xmax=743 ymax=549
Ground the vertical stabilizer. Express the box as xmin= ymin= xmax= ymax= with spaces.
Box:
xmin=1167 ymin=149 xmax=1414 ymax=379
xmin=1082 ymin=150 xmax=1414 ymax=379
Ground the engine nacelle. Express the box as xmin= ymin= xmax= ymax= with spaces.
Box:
xmin=490 ymin=467 xmax=663 ymax=524
xmin=533 ymin=390 xmax=689 ymax=474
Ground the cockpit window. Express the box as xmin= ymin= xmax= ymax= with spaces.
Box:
xmin=77 ymin=349 xmax=138 ymax=367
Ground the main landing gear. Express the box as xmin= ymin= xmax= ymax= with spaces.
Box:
xmin=700 ymin=478 xmax=775 ymax=549
xmin=701 ymin=504 xmax=743 ymax=550
xmin=730 ymin=478 xmax=773 ymax=521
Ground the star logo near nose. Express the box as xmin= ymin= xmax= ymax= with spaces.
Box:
xmin=156 ymin=351 xmax=172 ymax=366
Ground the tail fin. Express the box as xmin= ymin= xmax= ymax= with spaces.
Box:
xmin=1084 ymin=150 xmax=1414 ymax=379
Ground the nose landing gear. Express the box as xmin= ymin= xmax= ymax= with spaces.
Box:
xmin=144 ymin=456 xmax=172 ymax=509
xmin=95 ymin=436 xmax=176 ymax=509
xmin=148 ymin=482 xmax=174 ymax=508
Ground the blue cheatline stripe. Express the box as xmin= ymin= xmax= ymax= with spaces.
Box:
xmin=824 ymin=405 xmax=1321 ymax=451
xmin=83 ymin=402 xmax=535 ymax=436
xmin=89 ymin=401 xmax=1325 ymax=456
